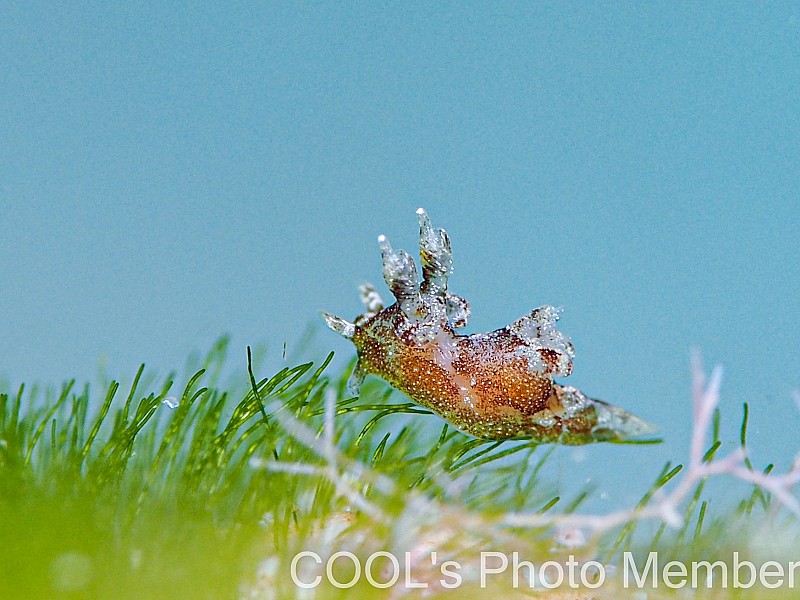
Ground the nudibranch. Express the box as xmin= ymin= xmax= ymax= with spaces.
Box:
xmin=322 ymin=208 xmax=656 ymax=444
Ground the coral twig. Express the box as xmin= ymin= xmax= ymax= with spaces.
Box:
xmin=500 ymin=351 xmax=800 ymax=533
xmin=253 ymin=352 xmax=800 ymax=548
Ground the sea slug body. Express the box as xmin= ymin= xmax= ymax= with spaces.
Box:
xmin=322 ymin=208 xmax=656 ymax=444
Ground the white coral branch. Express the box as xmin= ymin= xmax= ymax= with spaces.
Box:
xmin=501 ymin=351 xmax=800 ymax=534
xmin=249 ymin=388 xmax=396 ymax=523
xmin=246 ymin=352 xmax=800 ymax=599
xmin=253 ymin=352 xmax=800 ymax=548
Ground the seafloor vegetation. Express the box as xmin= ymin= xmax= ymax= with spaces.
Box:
xmin=1 ymin=338 xmax=798 ymax=599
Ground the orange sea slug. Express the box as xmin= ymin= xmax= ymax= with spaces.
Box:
xmin=323 ymin=208 xmax=656 ymax=444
